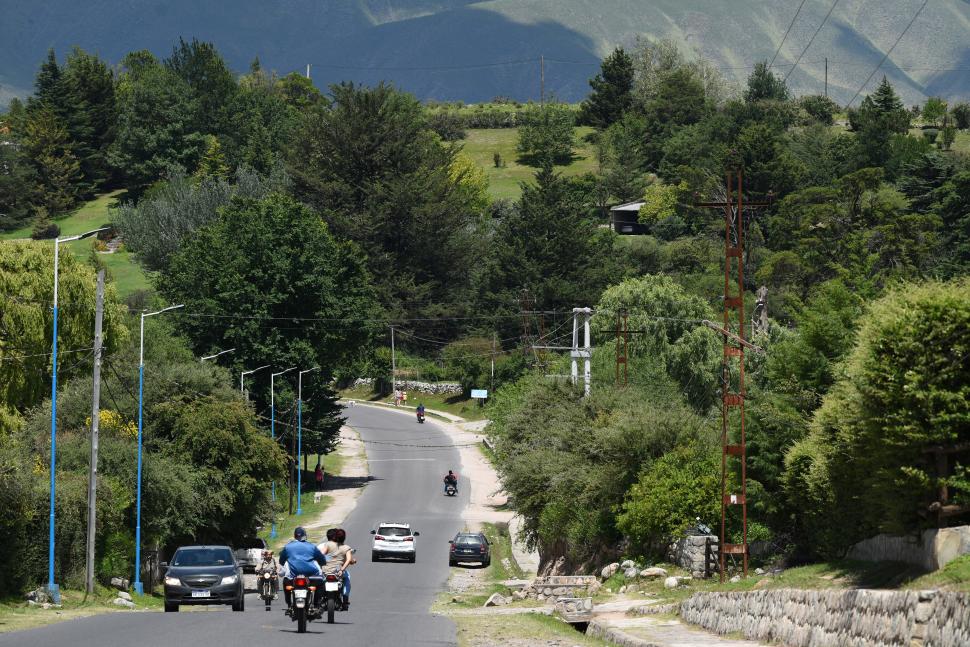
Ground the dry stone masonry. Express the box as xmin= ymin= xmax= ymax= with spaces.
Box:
xmin=518 ymin=575 xmax=601 ymax=603
xmin=680 ymin=589 xmax=970 ymax=647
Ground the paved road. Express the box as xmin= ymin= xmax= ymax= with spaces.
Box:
xmin=2 ymin=404 xmax=467 ymax=647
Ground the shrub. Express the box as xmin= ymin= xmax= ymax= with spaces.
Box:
xmin=799 ymin=95 xmax=839 ymax=125
xmin=952 ymin=103 xmax=970 ymax=129
xmin=30 ymin=210 xmax=60 ymax=239
xmin=516 ymin=103 xmax=575 ymax=166
xmin=427 ymin=111 xmax=466 ymax=141
xmin=922 ymin=128 xmax=939 ymax=144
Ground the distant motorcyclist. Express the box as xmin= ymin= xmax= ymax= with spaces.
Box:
xmin=444 ymin=470 xmax=458 ymax=493
xmin=279 ymin=526 xmax=327 ymax=608
xmin=416 ymin=403 xmax=426 ymax=422
xmin=256 ymin=550 xmax=279 ymax=599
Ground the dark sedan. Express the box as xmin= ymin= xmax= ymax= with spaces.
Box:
xmin=162 ymin=545 xmax=245 ymax=612
xmin=448 ymin=532 xmax=491 ymax=567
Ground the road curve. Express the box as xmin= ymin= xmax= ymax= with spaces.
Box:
xmin=1 ymin=404 xmax=466 ymax=647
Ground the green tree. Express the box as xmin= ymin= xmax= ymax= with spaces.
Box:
xmin=164 ymin=38 xmax=238 ymax=138
xmin=601 ymin=113 xmax=649 ymax=202
xmin=158 ymin=193 xmax=380 ymax=442
xmin=20 ymin=107 xmax=82 ymax=214
xmin=617 ymin=443 xmax=720 ymax=553
xmin=932 ymin=171 xmax=970 ymax=277
xmin=0 ymin=241 xmax=128 ymax=412
xmin=785 ymin=279 xmax=970 ymax=556
xmin=60 ymin=48 xmax=116 ymax=194
xmin=852 ymin=77 xmax=911 ymax=168
xmin=921 ymin=96 xmax=947 ymax=127
xmin=516 ymin=102 xmax=575 ymax=166
xmin=289 ymin=82 xmax=483 ymax=326
xmin=0 ymin=138 xmax=40 ymax=230
xmin=579 ymin=47 xmax=634 ymax=129
xmin=110 ymin=52 xmax=205 ymax=192
xmin=194 ymin=134 xmax=231 ymax=181
xmin=798 ymin=95 xmax=839 ymax=125
xmin=744 ymin=61 xmax=789 ymax=103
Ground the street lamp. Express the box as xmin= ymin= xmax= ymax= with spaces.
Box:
xmin=296 ymin=367 xmax=319 ymax=516
xmin=133 ymin=303 xmax=184 ymax=595
xmin=47 ymin=226 xmax=108 ymax=602
xmin=200 ymin=348 xmax=235 ymax=362
xmin=270 ymin=367 xmax=296 ymax=538
xmin=240 ymin=364 xmax=270 ymax=396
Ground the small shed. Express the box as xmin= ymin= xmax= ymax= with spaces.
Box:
xmin=610 ymin=201 xmax=648 ymax=235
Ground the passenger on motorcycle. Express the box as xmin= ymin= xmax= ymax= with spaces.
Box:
xmin=320 ymin=528 xmax=354 ymax=610
xmin=256 ymin=550 xmax=279 ymax=598
xmin=279 ymin=526 xmax=327 ymax=608
xmin=416 ymin=403 xmax=426 ymax=419
xmin=444 ymin=470 xmax=458 ymax=493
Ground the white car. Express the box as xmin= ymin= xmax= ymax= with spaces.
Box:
xmin=371 ymin=522 xmax=420 ymax=563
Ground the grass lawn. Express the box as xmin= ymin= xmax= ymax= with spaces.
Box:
xmin=0 ymin=190 xmax=151 ymax=299
xmin=0 ymin=585 xmax=162 ymax=634
xmin=462 ymin=127 xmax=598 ymax=201
xmin=340 ymin=386 xmax=489 ymax=421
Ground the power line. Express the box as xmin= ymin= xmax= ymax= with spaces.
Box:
xmin=770 ymin=0 xmax=808 ymax=69
xmin=784 ymin=0 xmax=840 ymax=83
xmin=844 ymin=0 xmax=929 ymax=108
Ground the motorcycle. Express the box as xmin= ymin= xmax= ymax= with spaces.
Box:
xmin=284 ymin=574 xmax=324 ymax=633
xmin=416 ymin=411 xmax=425 ymax=424
xmin=322 ymin=571 xmax=345 ymax=624
xmin=258 ymin=570 xmax=277 ymax=611
xmin=445 ymin=481 xmax=457 ymax=496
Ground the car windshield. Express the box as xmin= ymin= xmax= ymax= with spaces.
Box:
xmin=172 ymin=548 xmax=234 ymax=567
xmin=378 ymin=526 xmax=410 ymax=537
xmin=456 ymin=536 xmax=482 ymax=545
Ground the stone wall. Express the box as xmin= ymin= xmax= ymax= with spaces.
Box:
xmin=847 ymin=526 xmax=970 ymax=572
xmin=680 ymin=589 xmax=970 ymax=647
xmin=668 ymin=534 xmax=716 ymax=578
xmin=518 ymin=575 xmax=601 ymax=603
xmin=351 ymin=377 xmax=462 ymax=395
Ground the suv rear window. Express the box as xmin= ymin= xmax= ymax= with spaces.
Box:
xmin=378 ymin=526 xmax=410 ymax=537
xmin=456 ymin=536 xmax=482 ymax=545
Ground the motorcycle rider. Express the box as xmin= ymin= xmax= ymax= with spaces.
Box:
xmin=443 ymin=469 xmax=458 ymax=493
xmin=320 ymin=528 xmax=354 ymax=611
xmin=416 ymin=403 xmax=426 ymax=421
xmin=279 ymin=526 xmax=327 ymax=611
xmin=256 ymin=549 xmax=279 ymax=599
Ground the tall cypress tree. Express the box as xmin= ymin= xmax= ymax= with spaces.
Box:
xmin=579 ymin=47 xmax=634 ymax=129
xmin=61 ymin=48 xmax=117 ymax=194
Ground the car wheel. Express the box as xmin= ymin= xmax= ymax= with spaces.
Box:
xmin=164 ymin=602 xmax=179 ymax=613
xmin=232 ymin=592 xmax=245 ymax=612
xmin=449 ymin=560 xmax=457 ymax=567
xmin=484 ymin=556 xmax=491 ymax=567
xmin=409 ymin=553 xmax=416 ymax=563
xmin=372 ymin=551 xmax=379 ymax=562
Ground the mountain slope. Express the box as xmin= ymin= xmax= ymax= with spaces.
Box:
xmin=1 ymin=0 xmax=968 ymax=106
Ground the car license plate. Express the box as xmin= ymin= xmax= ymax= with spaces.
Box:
xmin=191 ymin=590 xmax=210 ymax=598
xmin=325 ymin=581 xmax=339 ymax=592
xmin=294 ymin=589 xmax=308 ymax=599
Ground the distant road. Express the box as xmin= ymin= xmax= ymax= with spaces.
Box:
xmin=1 ymin=405 xmax=466 ymax=647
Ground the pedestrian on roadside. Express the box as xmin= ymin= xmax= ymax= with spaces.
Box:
xmin=402 ymin=390 xmax=408 ymax=406
xmin=394 ymin=389 xmax=401 ymax=406
xmin=315 ymin=462 xmax=324 ymax=491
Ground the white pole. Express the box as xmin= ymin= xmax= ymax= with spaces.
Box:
xmin=570 ymin=310 xmax=579 ymax=386
xmin=583 ymin=309 xmax=592 ymax=397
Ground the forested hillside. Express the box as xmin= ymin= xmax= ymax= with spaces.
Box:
xmin=1 ymin=0 xmax=969 ymax=106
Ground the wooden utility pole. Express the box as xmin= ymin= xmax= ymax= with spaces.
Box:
xmin=824 ymin=57 xmax=828 ymax=97
xmin=696 ymin=169 xmax=769 ymax=582
xmin=85 ymin=270 xmax=105 ymax=595
xmin=615 ymin=311 xmax=629 ymax=386
xmin=289 ymin=406 xmax=296 ymax=515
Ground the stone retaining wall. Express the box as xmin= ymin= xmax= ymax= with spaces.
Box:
xmin=352 ymin=377 xmax=463 ymax=395
xmin=847 ymin=526 xmax=970 ymax=571
xmin=519 ymin=575 xmax=601 ymax=603
xmin=680 ymin=589 xmax=970 ymax=647
xmin=668 ymin=534 xmax=716 ymax=578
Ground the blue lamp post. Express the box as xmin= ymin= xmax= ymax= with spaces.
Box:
xmin=296 ymin=367 xmax=319 ymax=516
xmin=47 ymin=227 xmax=107 ymax=603
xmin=133 ymin=304 xmax=183 ymax=595
xmin=270 ymin=367 xmax=295 ymax=538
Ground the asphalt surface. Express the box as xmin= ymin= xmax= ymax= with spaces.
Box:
xmin=2 ymin=404 xmax=467 ymax=647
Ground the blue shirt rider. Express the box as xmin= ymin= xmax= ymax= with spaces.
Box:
xmin=279 ymin=526 xmax=327 ymax=607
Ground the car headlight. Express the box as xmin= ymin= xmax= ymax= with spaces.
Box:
xmin=164 ymin=576 xmax=181 ymax=586
xmin=220 ymin=575 xmax=238 ymax=586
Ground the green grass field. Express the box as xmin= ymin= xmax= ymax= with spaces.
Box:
xmin=340 ymin=386 xmax=489 ymax=421
xmin=461 ymin=126 xmax=598 ymax=200
xmin=0 ymin=191 xmax=151 ymax=298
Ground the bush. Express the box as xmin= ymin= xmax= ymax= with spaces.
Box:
xmin=922 ymin=128 xmax=939 ymax=144
xmin=798 ymin=95 xmax=839 ymax=126
xmin=30 ymin=212 xmax=60 ymax=239
xmin=617 ymin=443 xmax=721 ymax=556
xmin=427 ymin=111 xmax=466 ymax=141
xmin=516 ymin=103 xmax=576 ymax=166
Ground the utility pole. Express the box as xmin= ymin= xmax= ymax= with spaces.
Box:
xmin=306 ymin=63 xmax=311 ymax=80
xmin=615 ymin=310 xmax=629 ymax=386
xmin=288 ymin=405 xmax=296 ymax=515
xmin=540 ymin=55 xmax=545 ymax=106
xmin=85 ymin=270 xmax=105 ymax=595
xmin=490 ymin=332 xmax=496 ymax=394
xmin=696 ymin=168 xmax=770 ymax=582
xmin=570 ymin=308 xmax=592 ymax=396
xmin=824 ymin=57 xmax=828 ymax=97
xmin=390 ymin=326 xmax=396 ymax=394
